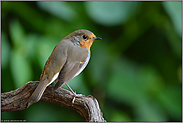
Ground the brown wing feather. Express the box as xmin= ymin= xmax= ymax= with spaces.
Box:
xmin=54 ymin=57 xmax=87 ymax=90
xmin=30 ymin=40 xmax=69 ymax=103
xmin=54 ymin=46 xmax=89 ymax=90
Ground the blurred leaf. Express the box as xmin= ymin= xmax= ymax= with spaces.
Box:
xmin=138 ymin=65 xmax=164 ymax=93
xmin=106 ymin=57 xmax=165 ymax=105
xmin=85 ymin=1 xmax=140 ymax=26
xmin=4 ymin=2 xmax=46 ymax=32
xmin=134 ymin=99 xmax=167 ymax=121
xmin=1 ymin=32 xmax=10 ymax=69
xmin=88 ymin=42 xmax=111 ymax=85
xmin=37 ymin=1 xmax=77 ymax=22
xmin=9 ymin=19 xmax=25 ymax=49
xmin=9 ymin=19 xmax=33 ymax=88
xmin=36 ymin=36 xmax=57 ymax=69
xmin=163 ymin=1 xmax=182 ymax=37
xmin=164 ymin=20 xmax=182 ymax=59
xmin=157 ymin=85 xmax=182 ymax=120
xmin=10 ymin=50 xmax=33 ymax=88
xmin=9 ymin=19 xmax=31 ymax=59
xmin=24 ymin=34 xmax=39 ymax=59
xmin=107 ymin=57 xmax=145 ymax=105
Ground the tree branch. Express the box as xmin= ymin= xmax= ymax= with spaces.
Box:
xmin=1 ymin=81 xmax=106 ymax=122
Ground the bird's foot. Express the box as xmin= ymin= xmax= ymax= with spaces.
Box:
xmin=72 ymin=91 xmax=85 ymax=104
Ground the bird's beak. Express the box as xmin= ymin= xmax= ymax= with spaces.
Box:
xmin=93 ymin=37 xmax=102 ymax=40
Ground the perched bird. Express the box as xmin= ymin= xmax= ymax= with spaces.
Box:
xmin=28 ymin=29 xmax=101 ymax=104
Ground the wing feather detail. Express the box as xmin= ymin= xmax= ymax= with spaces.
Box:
xmin=54 ymin=47 xmax=89 ymax=90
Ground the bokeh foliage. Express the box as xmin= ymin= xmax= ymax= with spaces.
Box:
xmin=1 ymin=1 xmax=182 ymax=122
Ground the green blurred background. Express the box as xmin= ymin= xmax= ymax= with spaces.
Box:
xmin=1 ymin=1 xmax=182 ymax=122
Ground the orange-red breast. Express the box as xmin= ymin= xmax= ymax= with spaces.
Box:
xmin=29 ymin=29 xmax=101 ymax=104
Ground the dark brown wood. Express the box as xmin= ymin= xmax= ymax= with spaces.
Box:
xmin=1 ymin=81 xmax=106 ymax=122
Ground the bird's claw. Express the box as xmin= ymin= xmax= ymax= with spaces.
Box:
xmin=72 ymin=91 xmax=85 ymax=104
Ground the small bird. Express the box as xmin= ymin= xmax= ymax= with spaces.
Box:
xmin=28 ymin=29 xmax=101 ymax=104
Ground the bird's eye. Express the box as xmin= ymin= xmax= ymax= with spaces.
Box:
xmin=83 ymin=35 xmax=87 ymax=40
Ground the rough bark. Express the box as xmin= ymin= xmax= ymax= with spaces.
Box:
xmin=1 ymin=81 xmax=106 ymax=122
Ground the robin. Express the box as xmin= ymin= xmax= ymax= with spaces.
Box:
xmin=28 ymin=29 xmax=101 ymax=105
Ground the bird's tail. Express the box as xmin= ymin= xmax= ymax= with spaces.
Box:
xmin=28 ymin=79 xmax=48 ymax=105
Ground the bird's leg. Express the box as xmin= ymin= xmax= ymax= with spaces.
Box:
xmin=66 ymin=83 xmax=85 ymax=97
xmin=65 ymin=83 xmax=85 ymax=103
